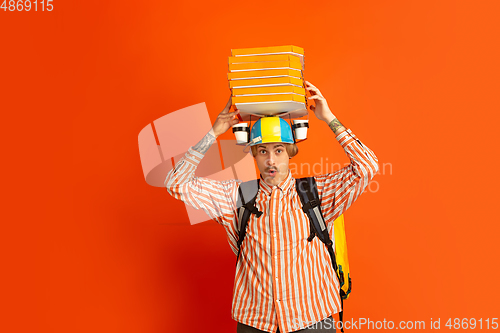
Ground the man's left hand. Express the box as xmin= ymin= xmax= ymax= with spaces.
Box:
xmin=305 ymin=81 xmax=336 ymax=123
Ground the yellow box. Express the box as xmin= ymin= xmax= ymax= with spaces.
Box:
xmin=231 ymin=45 xmax=304 ymax=57
xmin=228 ymin=54 xmax=302 ymax=64
xmin=229 ymin=76 xmax=304 ymax=89
xmin=229 ymin=59 xmax=303 ymax=72
xmin=232 ymin=93 xmax=306 ymax=104
xmin=231 ymin=85 xmax=305 ymax=96
xmin=228 ymin=68 xmax=302 ymax=80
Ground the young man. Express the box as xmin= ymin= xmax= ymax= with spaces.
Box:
xmin=165 ymin=81 xmax=379 ymax=333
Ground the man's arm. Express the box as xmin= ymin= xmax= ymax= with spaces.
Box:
xmin=326 ymin=116 xmax=346 ymax=136
xmin=191 ymin=129 xmax=217 ymax=154
xmin=305 ymin=81 xmax=379 ymax=224
xmin=165 ymin=130 xmax=239 ymax=225
xmin=165 ymin=97 xmax=242 ymax=226
xmin=315 ymin=118 xmax=379 ymax=224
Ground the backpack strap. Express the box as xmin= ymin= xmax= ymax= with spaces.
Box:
xmin=296 ymin=176 xmax=346 ymax=333
xmin=295 ymin=177 xmax=333 ymax=247
xmin=235 ymin=179 xmax=262 ymax=266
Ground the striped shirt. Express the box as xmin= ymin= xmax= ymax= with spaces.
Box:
xmin=165 ymin=128 xmax=379 ymax=333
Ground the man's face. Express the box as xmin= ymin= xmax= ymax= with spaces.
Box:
xmin=254 ymin=142 xmax=290 ymax=186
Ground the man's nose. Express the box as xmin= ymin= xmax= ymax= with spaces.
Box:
xmin=266 ymin=154 xmax=276 ymax=166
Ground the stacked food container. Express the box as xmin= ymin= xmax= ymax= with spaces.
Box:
xmin=228 ymin=45 xmax=310 ymax=145
xmin=228 ymin=45 xmax=308 ymax=120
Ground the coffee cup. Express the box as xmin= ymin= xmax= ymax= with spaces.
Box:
xmin=232 ymin=123 xmax=249 ymax=144
xmin=292 ymin=120 xmax=309 ymax=140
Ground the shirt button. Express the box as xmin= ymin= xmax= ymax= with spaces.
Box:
xmin=276 ymin=299 xmax=280 ymax=302
xmin=274 ymin=255 xmax=278 ymax=259
xmin=273 ymin=233 xmax=277 ymax=237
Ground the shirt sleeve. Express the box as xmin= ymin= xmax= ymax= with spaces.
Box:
xmin=314 ymin=128 xmax=379 ymax=225
xmin=164 ymin=146 xmax=242 ymax=229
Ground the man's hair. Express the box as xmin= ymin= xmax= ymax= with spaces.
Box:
xmin=250 ymin=143 xmax=299 ymax=159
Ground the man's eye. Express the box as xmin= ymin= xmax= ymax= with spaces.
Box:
xmin=276 ymin=149 xmax=283 ymax=153
xmin=259 ymin=150 xmax=266 ymax=154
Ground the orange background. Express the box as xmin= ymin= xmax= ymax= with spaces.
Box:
xmin=2 ymin=0 xmax=500 ymax=332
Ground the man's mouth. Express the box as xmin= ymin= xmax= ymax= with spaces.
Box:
xmin=267 ymin=169 xmax=277 ymax=176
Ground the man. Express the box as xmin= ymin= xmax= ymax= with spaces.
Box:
xmin=165 ymin=81 xmax=379 ymax=333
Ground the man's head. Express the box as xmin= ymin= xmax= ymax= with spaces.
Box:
xmin=251 ymin=142 xmax=298 ymax=186
xmin=247 ymin=116 xmax=299 ymax=186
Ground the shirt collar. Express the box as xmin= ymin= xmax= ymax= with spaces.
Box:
xmin=259 ymin=169 xmax=294 ymax=196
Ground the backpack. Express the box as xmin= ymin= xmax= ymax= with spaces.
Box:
xmin=235 ymin=177 xmax=351 ymax=332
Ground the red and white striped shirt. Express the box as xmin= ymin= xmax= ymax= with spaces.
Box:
xmin=165 ymin=128 xmax=379 ymax=333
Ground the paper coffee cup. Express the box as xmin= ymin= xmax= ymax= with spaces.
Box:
xmin=232 ymin=123 xmax=249 ymax=144
xmin=292 ymin=120 xmax=308 ymax=140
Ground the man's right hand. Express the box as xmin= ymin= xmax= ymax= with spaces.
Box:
xmin=211 ymin=96 xmax=240 ymax=138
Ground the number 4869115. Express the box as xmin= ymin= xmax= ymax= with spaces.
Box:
xmin=1 ymin=0 xmax=54 ymax=11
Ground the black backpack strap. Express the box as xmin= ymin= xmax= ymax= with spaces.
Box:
xmin=295 ymin=177 xmax=332 ymax=246
xmin=235 ymin=179 xmax=262 ymax=266
xmin=296 ymin=176 xmax=345 ymax=332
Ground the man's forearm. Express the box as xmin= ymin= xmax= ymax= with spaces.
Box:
xmin=325 ymin=115 xmax=346 ymax=135
xmin=192 ymin=129 xmax=217 ymax=154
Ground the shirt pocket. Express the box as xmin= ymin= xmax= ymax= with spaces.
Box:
xmin=282 ymin=207 xmax=311 ymax=248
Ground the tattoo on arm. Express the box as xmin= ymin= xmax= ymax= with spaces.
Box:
xmin=328 ymin=118 xmax=345 ymax=134
xmin=192 ymin=131 xmax=216 ymax=154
